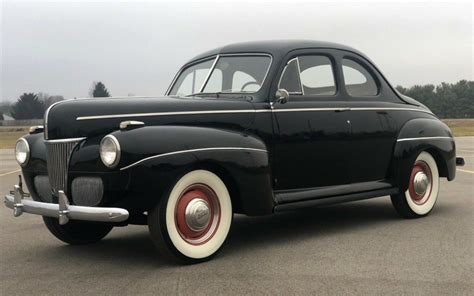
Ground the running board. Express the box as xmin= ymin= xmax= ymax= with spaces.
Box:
xmin=274 ymin=180 xmax=393 ymax=204
xmin=274 ymin=187 xmax=399 ymax=212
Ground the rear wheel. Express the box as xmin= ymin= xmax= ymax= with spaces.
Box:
xmin=148 ymin=170 xmax=233 ymax=264
xmin=43 ymin=217 xmax=113 ymax=245
xmin=391 ymin=151 xmax=440 ymax=218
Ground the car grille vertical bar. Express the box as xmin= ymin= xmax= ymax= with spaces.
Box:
xmin=45 ymin=139 xmax=83 ymax=195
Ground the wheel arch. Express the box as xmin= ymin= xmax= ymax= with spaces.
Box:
xmin=116 ymin=125 xmax=275 ymax=216
xmin=190 ymin=161 xmax=244 ymax=214
xmin=390 ymin=117 xmax=456 ymax=192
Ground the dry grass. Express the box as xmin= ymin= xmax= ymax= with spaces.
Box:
xmin=442 ymin=119 xmax=474 ymax=137
xmin=0 ymin=119 xmax=472 ymax=149
xmin=0 ymin=127 xmax=29 ymax=149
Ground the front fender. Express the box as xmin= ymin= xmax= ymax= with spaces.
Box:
xmin=391 ymin=118 xmax=456 ymax=191
xmin=113 ymin=126 xmax=274 ymax=215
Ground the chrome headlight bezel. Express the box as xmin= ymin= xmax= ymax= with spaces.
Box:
xmin=99 ymin=135 xmax=121 ymax=168
xmin=15 ymin=138 xmax=30 ymax=167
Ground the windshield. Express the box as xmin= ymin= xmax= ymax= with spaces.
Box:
xmin=168 ymin=55 xmax=272 ymax=97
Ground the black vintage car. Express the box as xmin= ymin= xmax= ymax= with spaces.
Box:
xmin=6 ymin=40 xmax=464 ymax=264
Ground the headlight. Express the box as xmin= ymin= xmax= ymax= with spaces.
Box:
xmin=15 ymin=138 xmax=30 ymax=166
xmin=100 ymin=135 xmax=121 ymax=168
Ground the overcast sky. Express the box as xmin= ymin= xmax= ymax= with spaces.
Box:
xmin=1 ymin=1 xmax=473 ymax=101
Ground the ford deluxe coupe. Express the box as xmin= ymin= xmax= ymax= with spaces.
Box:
xmin=5 ymin=40 xmax=465 ymax=264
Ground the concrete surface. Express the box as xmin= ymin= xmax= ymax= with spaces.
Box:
xmin=0 ymin=137 xmax=473 ymax=295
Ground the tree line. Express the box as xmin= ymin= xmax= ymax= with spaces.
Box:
xmin=1 ymin=81 xmax=110 ymax=120
xmin=1 ymin=80 xmax=473 ymax=120
xmin=396 ymin=80 xmax=473 ymax=118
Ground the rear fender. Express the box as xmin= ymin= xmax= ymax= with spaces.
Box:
xmin=391 ymin=118 xmax=456 ymax=191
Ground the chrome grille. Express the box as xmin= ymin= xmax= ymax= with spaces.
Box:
xmin=45 ymin=139 xmax=82 ymax=194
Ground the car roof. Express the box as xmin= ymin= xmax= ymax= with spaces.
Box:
xmin=188 ymin=40 xmax=369 ymax=63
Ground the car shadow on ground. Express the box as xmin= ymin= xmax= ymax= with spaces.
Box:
xmin=35 ymin=197 xmax=454 ymax=268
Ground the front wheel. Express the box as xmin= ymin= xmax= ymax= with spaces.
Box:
xmin=148 ymin=170 xmax=233 ymax=264
xmin=391 ymin=151 xmax=440 ymax=218
xmin=43 ymin=217 xmax=113 ymax=245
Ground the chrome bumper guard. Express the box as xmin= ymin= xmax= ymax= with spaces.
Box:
xmin=4 ymin=185 xmax=129 ymax=225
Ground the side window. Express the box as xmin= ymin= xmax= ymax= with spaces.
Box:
xmin=233 ymin=71 xmax=258 ymax=92
xmin=278 ymin=59 xmax=302 ymax=94
xmin=342 ymin=58 xmax=378 ymax=96
xmin=298 ymin=56 xmax=336 ymax=95
xmin=204 ymin=69 xmax=223 ymax=93
xmin=170 ymin=59 xmax=214 ymax=96
xmin=278 ymin=55 xmax=336 ymax=96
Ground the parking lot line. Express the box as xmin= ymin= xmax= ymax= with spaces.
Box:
xmin=0 ymin=169 xmax=20 ymax=177
xmin=457 ymin=168 xmax=474 ymax=174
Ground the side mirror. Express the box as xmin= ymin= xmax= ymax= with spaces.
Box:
xmin=275 ymin=89 xmax=290 ymax=104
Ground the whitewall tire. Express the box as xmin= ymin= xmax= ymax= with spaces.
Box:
xmin=148 ymin=169 xmax=232 ymax=264
xmin=391 ymin=151 xmax=440 ymax=218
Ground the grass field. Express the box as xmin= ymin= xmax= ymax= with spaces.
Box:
xmin=0 ymin=127 xmax=29 ymax=149
xmin=0 ymin=119 xmax=473 ymax=149
xmin=441 ymin=119 xmax=474 ymax=137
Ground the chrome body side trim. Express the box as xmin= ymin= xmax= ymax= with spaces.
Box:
xmin=77 ymin=110 xmax=256 ymax=121
xmin=5 ymin=185 xmax=129 ymax=224
xmin=120 ymin=147 xmax=268 ymax=171
xmin=272 ymin=107 xmax=433 ymax=114
xmin=76 ymin=107 xmax=433 ymax=121
xmin=45 ymin=137 xmax=87 ymax=143
xmin=396 ymin=136 xmax=453 ymax=142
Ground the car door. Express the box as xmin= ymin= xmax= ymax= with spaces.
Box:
xmin=338 ymin=53 xmax=400 ymax=184
xmin=272 ymin=50 xmax=352 ymax=191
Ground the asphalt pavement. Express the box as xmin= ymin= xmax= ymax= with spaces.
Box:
xmin=0 ymin=137 xmax=473 ymax=295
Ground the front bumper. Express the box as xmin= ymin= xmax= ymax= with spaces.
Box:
xmin=4 ymin=184 xmax=129 ymax=225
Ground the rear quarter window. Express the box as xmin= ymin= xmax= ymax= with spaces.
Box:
xmin=342 ymin=58 xmax=379 ymax=96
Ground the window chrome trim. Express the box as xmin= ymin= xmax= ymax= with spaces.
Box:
xmin=165 ymin=56 xmax=217 ymax=96
xmin=277 ymin=58 xmax=303 ymax=95
xmin=166 ymin=53 xmax=273 ymax=96
xmin=396 ymin=136 xmax=453 ymax=142
xmin=76 ymin=107 xmax=433 ymax=121
xmin=120 ymin=147 xmax=268 ymax=171
xmin=198 ymin=55 xmax=220 ymax=93
xmin=295 ymin=57 xmax=305 ymax=95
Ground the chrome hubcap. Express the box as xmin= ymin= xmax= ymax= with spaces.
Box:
xmin=413 ymin=171 xmax=429 ymax=195
xmin=185 ymin=198 xmax=211 ymax=231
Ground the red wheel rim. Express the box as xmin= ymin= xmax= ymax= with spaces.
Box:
xmin=408 ymin=160 xmax=432 ymax=205
xmin=175 ymin=184 xmax=221 ymax=245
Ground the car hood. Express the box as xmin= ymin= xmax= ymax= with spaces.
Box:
xmin=45 ymin=96 xmax=256 ymax=139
